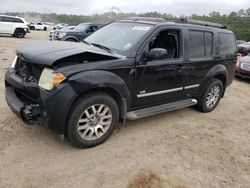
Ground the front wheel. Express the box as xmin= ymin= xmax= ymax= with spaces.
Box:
xmin=197 ymin=78 xmax=223 ymax=112
xmin=43 ymin=27 xmax=47 ymax=31
xmin=67 ymin=92 xmax=119 ymax=148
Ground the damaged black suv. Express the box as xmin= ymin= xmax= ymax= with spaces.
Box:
xmin=5 ymin=17 xmax=237 ymax=148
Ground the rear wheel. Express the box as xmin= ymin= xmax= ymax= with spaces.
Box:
xmin=43 ymin=27 xmax=47 ymax=31
xmin=14 ymin=29 xmax=25 ymax=38
xmin=197 ymin=78 xmax=223 ymax=112
xmin=30 ymin=26 xmax=35 ymax=30
xmin=67 ymin=92 xmax=119 ymax=148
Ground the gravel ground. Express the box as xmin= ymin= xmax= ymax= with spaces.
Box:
xmin=0 ymin=30 xmax=250 ymax=188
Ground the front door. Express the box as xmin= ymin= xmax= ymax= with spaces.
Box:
xmin=133 ymin=28 xmax=199 ymax=108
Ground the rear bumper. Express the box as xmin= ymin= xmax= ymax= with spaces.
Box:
xmin=5 ymin=68 xmax=77 ymax=134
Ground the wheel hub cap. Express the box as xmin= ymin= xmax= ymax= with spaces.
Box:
xmin=206 ymin=85 xmax=220 ymax=108
xmin=77 ymin=104 xmax=112 ymax=141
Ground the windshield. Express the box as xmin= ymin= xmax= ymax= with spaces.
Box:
xmin=74 ymin=23 xmax=89 ymax=31
xmin=85 ymin=22 xmax=153 ymax=54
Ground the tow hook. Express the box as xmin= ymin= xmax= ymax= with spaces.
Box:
xmin=21 ymin=104 xmax=40 ymax=123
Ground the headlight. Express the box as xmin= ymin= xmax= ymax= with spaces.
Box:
xmin=58 ymin=32 xmax=67 ymax=38
xmin=240 ymin=62 xmax=250 ymax=71
xmin=11 ymin=56 xmax=17 ymax=68
xmin=38 ymin=68 xmax=66 ymax=90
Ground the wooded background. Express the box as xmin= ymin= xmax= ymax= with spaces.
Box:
xmin=2 ymin=7 xmax=250 ymax=40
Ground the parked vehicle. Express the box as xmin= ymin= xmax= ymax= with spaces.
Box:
xmin=5 ymin=18 xmax=237 ymax=148
xmin=53 ymin=23 xmax=103 ymax=42
xmin=29 ymin=22 xmax=48 ymax=31
xmin=235 ymin=53 xmax=250 ymax=78
xmin=49 ymin=26 xmax=76 ymax=40
xmin=0 ymin=15 xmax=29 ymax=38
xmin=53 ymin=23 xmax=68 ymax=30
xmin=238 ymin=41 xmax=250 ymax=55
xmin=236 ymin=40 xmax=246 ymax=45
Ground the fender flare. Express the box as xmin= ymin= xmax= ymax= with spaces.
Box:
xmin=68 ymin=70 xmax=131 ymax=119
xmin=199 ymin=64 xmax=228 ymax=95
xmin=63 ymin=36 xmax=79 ymax=42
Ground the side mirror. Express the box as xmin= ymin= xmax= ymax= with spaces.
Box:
xmin=148 ymin=48 xmax=168 ymax=60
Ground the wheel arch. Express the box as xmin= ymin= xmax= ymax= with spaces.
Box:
xmin=65 ymin=70 xmax=132 ymax=132
xmin=199 ymin=64 xmax=228 ymax=97
xmin=64 ymin=36 xmax=79 ymax=42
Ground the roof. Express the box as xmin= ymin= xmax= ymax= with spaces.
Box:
xmin=0 ymin=15 xmax=20 ymax=18
xmin=117 ymin=17 xmax=232 ymax=33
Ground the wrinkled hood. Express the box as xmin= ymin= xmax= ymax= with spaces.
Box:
xmin=16 ymin=41 xmax=121 ymax=66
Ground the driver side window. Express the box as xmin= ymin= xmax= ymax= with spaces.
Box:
xmin=142 ymin=29 xmax=180 ymax=60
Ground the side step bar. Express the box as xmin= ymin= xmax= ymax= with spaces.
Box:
xmin=126 ymin=98 xmax=197 ymax=120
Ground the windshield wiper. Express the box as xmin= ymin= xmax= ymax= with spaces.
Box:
xmin=82 ymin=40 xmax=91 ymax=45
xmin=91 ymin=43 xmax=112 ymax=53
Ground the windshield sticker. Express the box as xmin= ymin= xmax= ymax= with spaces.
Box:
xmin=124 ymin=43 xmax=132 ymax=49
xmin=132 ymin=26 xmax=151 ymax=31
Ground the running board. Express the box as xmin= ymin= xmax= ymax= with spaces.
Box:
xmin=126 ymin=98 xmax=197 ymax=120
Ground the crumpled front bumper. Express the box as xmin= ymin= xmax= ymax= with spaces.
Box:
xmin=5 ymin=86 xmax=41 ymax=123
xmin=5 ymin=68 xmax=77 ymax=134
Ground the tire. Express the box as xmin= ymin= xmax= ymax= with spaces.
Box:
xmin=197 ymin=78 xmax=223 ymax=112
xmin=14 ymin=29 xmax=25 ymax=38
xmin=30 ymin=26 xmax=35 ymax=30
xmin=66 ymin=38 xmax=77 ymax=42
xmin=43 ymin=27 xmax=47 ymax=31
xmin=67 ymin=92 xmax=119 ymax=148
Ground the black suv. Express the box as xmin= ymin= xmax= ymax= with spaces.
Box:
xmin=54 ymin=23 xmax=103 ymax=42
xmin=5 ymin=17 xmax=237 ymax=148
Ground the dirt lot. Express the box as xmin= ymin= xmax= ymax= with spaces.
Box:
xmin=0 ymin=30 xmax=250 ymax=188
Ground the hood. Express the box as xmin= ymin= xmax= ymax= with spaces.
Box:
xmin=16 ymin=41 xmax=121 ymax=66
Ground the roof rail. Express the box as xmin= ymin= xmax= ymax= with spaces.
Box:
xmin=177 ymin=18 xmax=226 ymax=29
xmin=124 ymin=17 xmax=166 ymax=23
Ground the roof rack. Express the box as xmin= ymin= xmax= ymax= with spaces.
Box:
xmin=177 ymin=18 xmax=226 ymax=29
xmin=124 ymin=17 xmax=166 ymax=23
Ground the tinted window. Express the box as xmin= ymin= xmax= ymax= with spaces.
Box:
xmin=0 ymin=16 xmax=3 ymax=21
xmin=189 ymin=31 xmax=204 ymax=58
xmin=189 ymin=31 xmax=213 ymax=58
xmin=3 ymin=17 xmax=15 ymax=22
xmin=219 ymin=33 xmax=236 ymax=56
xmin=205 ymin=32 xmax=213 ymax=57
xmin=14 ymin=18 xmax=24 ymax=23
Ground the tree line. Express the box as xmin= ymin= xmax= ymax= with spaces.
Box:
xmin=2 ymin=7 xmax=250 ymax=40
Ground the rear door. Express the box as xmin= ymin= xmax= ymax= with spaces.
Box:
xmin=0 ymin=16 xmax=15 ymax=33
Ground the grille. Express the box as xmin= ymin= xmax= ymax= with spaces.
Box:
xmin=15 ymin=58 xmax=42 ymax=82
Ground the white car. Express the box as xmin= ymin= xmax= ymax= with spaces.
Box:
xmin=29 ymin=22 xmax=48 ymax=31
xmin=0 ymin=15 xmax=29 ymax=38
xmin=53 ymin=23 xmax=68 ymax=30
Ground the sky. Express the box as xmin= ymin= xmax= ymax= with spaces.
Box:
xmin=0 ymin=0 xmax=250 ymax=16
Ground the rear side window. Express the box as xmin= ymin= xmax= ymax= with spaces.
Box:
xmin=205 ymin=32 xmax=213 ymax=56
xmin=3 ymin=17 xmax=15 ymax=22
xmin=219 ymin=33 xmax=236 ymax=56
xmin=14 ymin=18 xmax=24 ymax=23
xmin=0 ymin=16 xmax=3 ymax=21
xmin=189 ymin=31 xmax=213 ymax=58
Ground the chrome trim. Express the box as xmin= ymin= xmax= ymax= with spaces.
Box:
xmin=137 ymin=87 xmax=183 ymax=98
xmin=184 ymin=84 xmax=200 ymax=90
